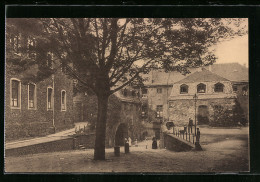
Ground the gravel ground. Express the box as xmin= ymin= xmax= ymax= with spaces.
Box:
xmin=5 ymin=127 xmax=249 ymax=173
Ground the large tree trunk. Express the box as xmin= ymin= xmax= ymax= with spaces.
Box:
xmin=94 ymin=93 xmax=109 ymax=160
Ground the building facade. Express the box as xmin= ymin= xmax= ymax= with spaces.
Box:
xmin=141 ymin=63 xmax=248 ymax=127
xmin=73 ymin=87 xmax=144 ymax=147
xmin=168 ymin=68 xmax=237 ymax=126
xmin=5 ymin=31 xmax=74 ymax=141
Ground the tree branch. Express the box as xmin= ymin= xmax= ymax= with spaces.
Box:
xmin=109 ymin=58 xmax=154 ymax=94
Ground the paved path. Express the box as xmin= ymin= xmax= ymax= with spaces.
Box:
xmin=5 ymin=132 xmax=249 ymax=173
xmin=5 ymin=122 xmax=88 ymax=150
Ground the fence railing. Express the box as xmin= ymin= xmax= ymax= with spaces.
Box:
xmin=174 ymin=127 xmax=199 ymax=145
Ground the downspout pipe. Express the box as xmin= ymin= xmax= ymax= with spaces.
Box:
xmin=52 ymin=74 xmax=56 ymax=133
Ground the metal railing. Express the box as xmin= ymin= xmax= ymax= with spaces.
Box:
xmin=174 ymin=127 xmax=199 ymax=144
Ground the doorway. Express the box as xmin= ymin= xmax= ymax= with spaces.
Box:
xmin=197 ymin=105 xmax=209 ymax=125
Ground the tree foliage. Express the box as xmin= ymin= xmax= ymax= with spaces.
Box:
xmin=6 ymin=18 xmax=247 ymax=93
xmin=6 ymin=18 xmax=247 ymax=159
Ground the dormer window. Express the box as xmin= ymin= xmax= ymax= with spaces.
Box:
xmin=180 ymin=84 xmax=188 ymax=94
xmin=214 ymin=83 xmax=224 ymax=92
xmin=197 ymin=83 xmax=206 ymax=93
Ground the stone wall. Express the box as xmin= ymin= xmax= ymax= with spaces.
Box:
xmin=234 ymin=83 xmax=249 ymax=121
xmin=170 ymin=81 xmax=234 ymax=96
xmin=168 ymin=98 xmax=236 ymax=126
xmin=73 ymin=133 xmax=96 ymax=150
xmin=5 ymin=137 xmax=74 ymax=157
xmin=143 ymin=85 xmax=172 ymax=123
xmin=5 ymin=134 xmax=95 ymax=157
xmin=163 ymin=133 xmax=194 ymax=152
xmin=5 ymin=68 xmax=74 ymax=141
xmin=76 ymin=93 xmax=143 ymax=148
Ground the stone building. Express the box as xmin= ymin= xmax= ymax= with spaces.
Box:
xmin=73 ymin=87 xmax=144 ymax=147
xmin=141 ymin=63 xmax=248 ymax=127
xmin=140 ymin=70 xmax=186 ymax=122
xmin=5 ymin=32 xmax=74 ymax=141
xmin=168 ymin=68 xmax=237 ymax=126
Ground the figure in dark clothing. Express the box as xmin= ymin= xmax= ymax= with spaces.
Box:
xmin=196 ymin=128 xmax=200 ymax=142
xmin=188 ymin=118 xmax=193 ymax=133
xmin=152 ymin=137 xmax=158 ymax=149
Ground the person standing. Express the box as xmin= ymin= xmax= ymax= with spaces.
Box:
xmin=188 ymin=118 xmax=193 ymax=133
xmin=196 ymin=128 xmax=200 ymax=142
xmin=128 ymin=136 xmax=132 ymax=147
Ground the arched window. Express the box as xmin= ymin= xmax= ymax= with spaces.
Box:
xmin=10 ymin=78 xmax=21 ymax=109
xmin=197 ymin=83 xmax=206 ymax=93
xmin=180 ymin=84 xmax=188 ymax=94
xmin=61 ymin=90 xmax=67 ymax=111
xmin=214 ymin=83 xmax=224 ymax=92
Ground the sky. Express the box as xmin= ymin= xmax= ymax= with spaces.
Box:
xmin=213 ymin=34 xmax=248 ymax=67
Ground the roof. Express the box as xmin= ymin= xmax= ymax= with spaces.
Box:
xmin=209 ymin=63 xmax=248 ymax=82
xmin=143 ymin=63 xmax=248 ymax=86
xmin=175 ymin=68 xmax=229 ymax=84
xmin=142 ymin=70 xmax=193 ymax=86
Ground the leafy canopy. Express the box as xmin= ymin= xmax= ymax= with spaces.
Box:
xmin=6 ymin=18 xmax=247 ymax=95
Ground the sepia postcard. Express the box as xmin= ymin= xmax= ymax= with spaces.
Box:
xmin=4 ymin=7 xmax=250 ymax=173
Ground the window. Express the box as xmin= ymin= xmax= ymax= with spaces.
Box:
xmin=142 ymin=88 xmax=147 ymax=94
xmin=47 ymin=87 xmax=53 ymax=110
xmin=27 ymin=37 xmax=36 ymax=59
xmin=28 ymin=83 xmax=36 ymax=109
xmin=197 ymin=83 xmax=206 ymax=93
xmin=232 ymin=85 xmax=238 ymax=92
xmin=13 ymin=35 xmax=21 ymax=53
xmin=214 ymin=83 xmax=224 ymax=92
xmin=180 ymin=84 xmax=188 ymax=94
xmin=156 ymin=105 xmax=163 ymax=118
xmin=157 ymin=88 xmax=162 ymax=94
xmin=61 ymin=90 xmax=66 ymax=111
xmin=10 ymin=79 xmax=21 ymax=108
xmin=142 ymin=88 xmax=148 ymax=98
xmin=141 ymin=105 xmax=148 ymax=118
xmin=242 ymin=86 xmax=248 ymax=96
xmin=47 ymin=52 xmax=53 ymax=69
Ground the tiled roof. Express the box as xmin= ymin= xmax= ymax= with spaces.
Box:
xmin=210 ymin=63 xmax=248 ymax=82
xmin=143 ymin=63 xmax=248 ymax=86
xmin=142 ymin=70 xmax=192 ymax=86
xmin=175 ymin=68 xmax=229 ymax=84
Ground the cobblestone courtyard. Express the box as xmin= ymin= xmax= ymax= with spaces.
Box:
xmin=5 ymin=127 xmax=249 ymax=173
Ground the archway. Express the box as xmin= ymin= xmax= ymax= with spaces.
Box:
xmin=197 ymin=105 xmax=209 ymax=125
xmin=115 ymin=123 xmax=128 ymax=146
